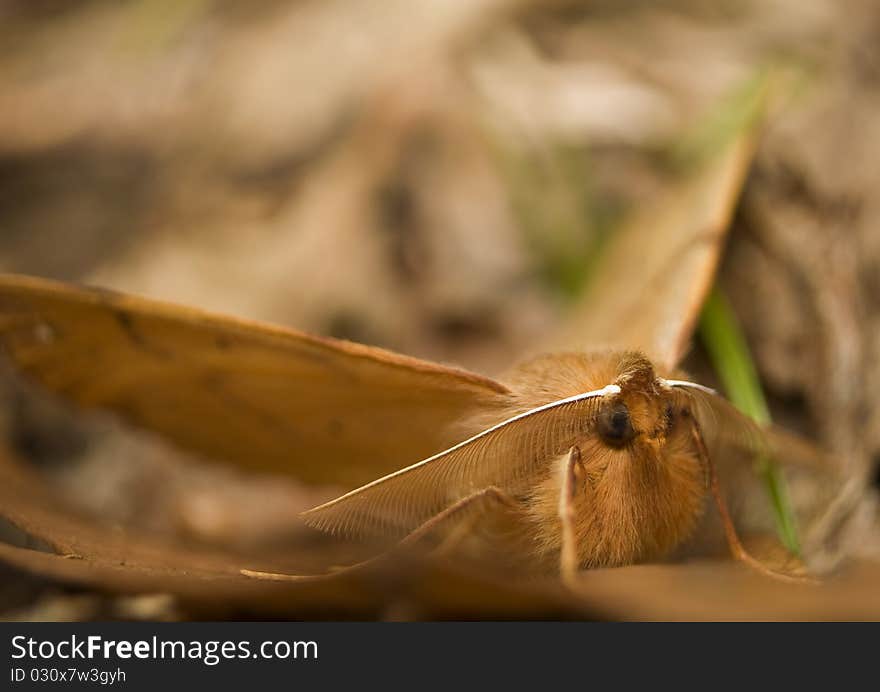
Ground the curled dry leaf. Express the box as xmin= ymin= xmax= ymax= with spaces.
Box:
xmin=547 ymin=122 xmax=759 ymax=371
xmin=0 ymin=274 xmax=506 ymax=487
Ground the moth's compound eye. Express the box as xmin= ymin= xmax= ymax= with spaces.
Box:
xmin=597 ymin=402 xmax=636 ymax=447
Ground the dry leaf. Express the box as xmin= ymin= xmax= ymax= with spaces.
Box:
xmin=549 ymin=121 xmax=759 ymax=371
xmin=0 ymin=274 xmax=505 ymax=486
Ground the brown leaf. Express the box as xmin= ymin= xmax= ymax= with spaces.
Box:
xmin=568 ymin=559 xmax=880 ymax=621
xmin=548 ymin=120 xmax=759 ymax=371
xmin=0 ymin=274 xmax=506 ymax=486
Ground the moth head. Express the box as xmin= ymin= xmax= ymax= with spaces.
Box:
xmin=598 ymin=352 xmax=677 ymax=450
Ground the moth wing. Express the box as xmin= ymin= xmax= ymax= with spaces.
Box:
xmin=302 ymin=388 xmax=614 ymax=538
xmin=0 ymin=274 xmax=507 ymax=486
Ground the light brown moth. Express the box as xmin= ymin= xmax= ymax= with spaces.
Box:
xmin=289 ymin=350 xmax=802 ymax=582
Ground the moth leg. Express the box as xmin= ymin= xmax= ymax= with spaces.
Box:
xmin=558 ymin=446 xmax=585 ymax=585
xmin=431 ymin=515 xmax=479 ymax=558
xmin=241 ymin=486 xmax=520 ymax=581
xmin=394 ymin=485 xmax=520 ymax=554
xmin=689 ymin=421 xmax=816 ymax=585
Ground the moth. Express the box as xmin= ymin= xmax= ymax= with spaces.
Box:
xmin=289 ymin=350 xmax=801 ymax=582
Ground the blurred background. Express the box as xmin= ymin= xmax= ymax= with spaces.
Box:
xmin=0 ymin=0 xmax=878 ymax=619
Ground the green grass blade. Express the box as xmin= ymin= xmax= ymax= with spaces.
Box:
xmin=699 ymin=286 xmax=802 ymax=556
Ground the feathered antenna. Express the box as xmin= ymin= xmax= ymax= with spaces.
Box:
xmin=302 ymin=385 xmax=621 ymax=538
xmin=666 ymin=379 xmax=771 ymax=461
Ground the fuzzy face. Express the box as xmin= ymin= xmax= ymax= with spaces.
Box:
xmin=501 ymin=351 xmax=707 ymax=568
